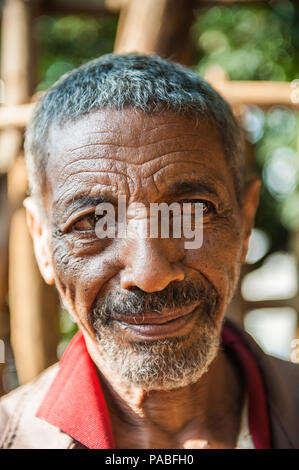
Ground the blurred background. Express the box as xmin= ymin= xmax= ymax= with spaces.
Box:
xmin=0 ymin=0 xmax=298 ymax=395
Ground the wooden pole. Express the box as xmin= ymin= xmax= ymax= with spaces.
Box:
xmin=114 ymin=0 xmax=196 ymax=65
xmin=0 ymin=0 xmax=34 ymax=392
xmin=209 ymin=79 xmax=298 ymax=109
xmin=7 ymin=157 xmax=60 ymax=386
xmin=0 ymin=0 xmax=35 ymax=171
xmin=205 ymin=65 xmax=299 ymax=109
xmin=9 ymin=208 xmax=60 ymax=384
xmin=199 ymin=0 xmax=272 ymax=4
xmin=289 ymin=135 xmax=299 ymax=353
xmin=0 ymin=0 xmax=60 ymax=386
xmin=0 ymin=103 xmax=35 ymax=132
xmin=44 ymin=0 xmax=124 ymax=15
xmin=42 ymin=0 xmax=273 ymax=14
xmin=0 ymin=76 xmax=298 ymax=133
xmin=0 ymin=0 xmax=32 ymax=395
xmin=0 ymin=175 xmax=9 ymax=396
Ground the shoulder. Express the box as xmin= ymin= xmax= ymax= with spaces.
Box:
xmin=0 ymin=363 xmax=73 ymax=449
xmin=264 ymin=353 xmax=299 ymax=379
xmin=0 ymin=363 xmax=59 ymax=419
xmin=228 ymin=318 xmax=299 ymax=399
xmin=259 ymin=352 xmax=299 ymax=405
xmin=225 ymin=317 xmax=299 ymax=381
xmin=259 ymin=354 xmax=299 ymax=448
xmin=226 ymin=319 xmax=299 ymax=448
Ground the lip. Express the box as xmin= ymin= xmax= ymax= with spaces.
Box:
xmin=115 ymin=303 xmax=198 ymax=325
xmin=114 ymin=304 xmax=199 ymax=340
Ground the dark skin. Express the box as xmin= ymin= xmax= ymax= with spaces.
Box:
xmin=24 ymin=108 xmax=260 ymax=449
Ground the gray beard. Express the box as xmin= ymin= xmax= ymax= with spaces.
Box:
xmin=90 ymin=280 xmax=219 ymax=391
xmin=93 ymin=315 xmax=220 ymax=391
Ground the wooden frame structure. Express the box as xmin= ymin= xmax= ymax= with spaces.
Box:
xmin=0 ymin=0 xmax=298 ymax=393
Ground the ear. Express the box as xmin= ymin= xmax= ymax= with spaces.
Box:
xmin=23 ymin=197 xmax=55 ymax=285
xmin=240 ymin=178 xmax=261 ymax=263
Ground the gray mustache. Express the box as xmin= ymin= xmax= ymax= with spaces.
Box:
xmin=90 ymin=280 xmax=218 ymax=326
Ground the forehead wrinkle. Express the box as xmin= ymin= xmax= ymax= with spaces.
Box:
xmin=135 ymin=123 xmax=200 ymax=133
xmin=55 ymin=153 xmax=131 ymax=185
xmin=62 ymin=150 xmax=203 ymax=173
xmin=148 ymin=163 xmax=231 ymax=201
xmin=88 ymin=119 xmax=194 ymax=134
xmin=52 ymin=182 xmax=119 ymax=210
xmin=61 ymin=155 xmax=136 ymax=169
xmin=65 ymin=133 xmax=203 ymax=153
xmin=58 ymin=155 xmax=130 ymax=175
xmin=58 ymin=169 xmax=135 ymax=189
xmin=62 ymin=110 xmax=201 ymax=137
xmin=58 ymin=153 xmax=129 ymax=170
xmin=46 ymin=112 xmax=229 ymax=202
xmin=143 ymin=159 xmax=218 ymax=178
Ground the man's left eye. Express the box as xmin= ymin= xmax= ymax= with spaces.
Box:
xmin=71 ymin=212 xmax=103 ymax=232
xmin=180 ymin=200 xmax=215 ymax=215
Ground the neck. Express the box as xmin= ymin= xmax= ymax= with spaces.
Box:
xmin=84 ymin=333 xmax=245 ymax=449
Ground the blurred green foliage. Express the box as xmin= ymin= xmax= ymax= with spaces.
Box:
xmin=35 ymin=14 xmax=118 ymax=90
xmin=193 ymin=1 xmax=299 ymax=254
xmin=33 ymin=2 xmax=299 ymax=349
xmin=193 ymin=1 xmax=299 ymax=81
xmin=57 ymin=309 xmax=79 ymax=358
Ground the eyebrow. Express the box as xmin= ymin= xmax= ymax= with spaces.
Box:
xmin=55 ymin=179 xmax=227 ymax=224
xmin=165 ymin=180 xmax=223 ymax=200
xmin=57 ymin=194 xmax=118 ymax=220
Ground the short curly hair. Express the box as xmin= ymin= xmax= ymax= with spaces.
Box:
xmin=25 ymin=53 xmax=245 ymax=205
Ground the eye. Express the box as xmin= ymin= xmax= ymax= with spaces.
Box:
xmin=180 ymin=199 xmax=215 ymax=215
xmin=71 ymin=211 xmax=106 ymax=232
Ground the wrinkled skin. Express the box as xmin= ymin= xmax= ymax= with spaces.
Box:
xmin=25 ymin=109 xmax=260 ymax=448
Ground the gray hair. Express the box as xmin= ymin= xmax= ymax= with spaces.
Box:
xmin=25 ymin=53 xmax=245 ymax=204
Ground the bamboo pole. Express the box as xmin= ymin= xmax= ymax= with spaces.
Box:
xmin=0 ymin=76 xmax=298 ymax=133
xmin=0 ymin=103 xmax=35 ymax=135
xmin=200 ymin=0 xmax=272 ymax=4
xmin=0 ymin=0 xmax=33 ymax=392
xmin=0 ymin=0 xmax=60 ymax=387
xmin=205 ymin=65 xmax=299 ymax=109
xmin=9 ymin=208 xmax=60 ymax=384
xmin=0 ymin=175 xmax=9 ymax=396
xmin=44 ymin=0 xmax=124 ymax=15
xmin=0 ymin=0 xmax=33 ymax=394
xmin=289 ymin=136 xmax=299 ymax=354
xmin=42 ymin=0 xmax=273 ymax=14
xmin=209 ymin=79 xmax=299 ymax=109
xmin=0 ymin=0 xmax=34 ymax=171
xmin=114 ymin=0 xmax=196 ymax=65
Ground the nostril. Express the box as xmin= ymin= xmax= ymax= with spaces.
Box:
xmin=120 ymin=239 xmax=185 ymax=292
xmin=126 ymin=285 xmax=142 ymax=293
xmin=120 ymin=263 xmax=185 ymax=293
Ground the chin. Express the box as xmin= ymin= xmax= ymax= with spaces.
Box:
xmin=94 ymin=318 xmax=220 ymax=391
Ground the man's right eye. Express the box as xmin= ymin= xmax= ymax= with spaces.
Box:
xmin=71 ymin=212 xmax=103 ymax=232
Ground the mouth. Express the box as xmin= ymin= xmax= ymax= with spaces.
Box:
xmin=114 ymin=303 xmax=199 ymax=341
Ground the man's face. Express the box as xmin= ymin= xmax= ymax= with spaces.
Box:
xmin=29 ymin=109 xmax=258 ymax=390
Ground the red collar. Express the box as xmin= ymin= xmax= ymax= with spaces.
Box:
xmin=36 ymin=331 xmax=114 ymax=449
xmin=36 ymin=323 xmax=270 ymax=449
xmin=222 ymin=324 xmax=270 ymax=449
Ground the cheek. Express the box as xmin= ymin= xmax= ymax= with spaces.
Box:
xmin=51 ymin=237 xmax=119 ymax=324
xmin=183 ymin=222 xmax=243 ymax=307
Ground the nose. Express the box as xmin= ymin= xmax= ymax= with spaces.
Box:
xmin=120 ymin=238 xmax=185 ymax=293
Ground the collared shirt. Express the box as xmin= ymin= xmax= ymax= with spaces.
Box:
xmin=36 ymin=322 xmax=271 ymax=449
xmin=235 ymin=397 xmax=255 ymax=448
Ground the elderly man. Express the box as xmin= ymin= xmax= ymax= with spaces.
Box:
xmin=0 ymin=54 xmax=298 ymax=449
